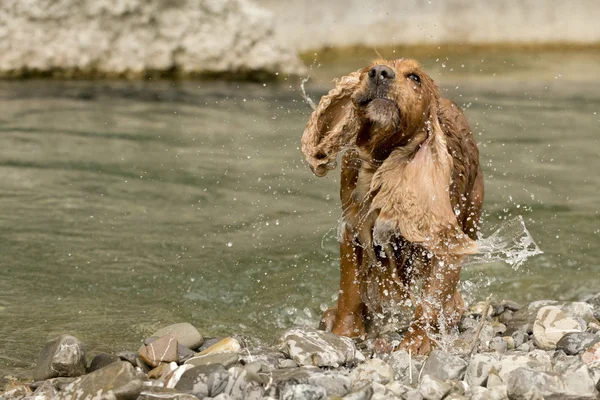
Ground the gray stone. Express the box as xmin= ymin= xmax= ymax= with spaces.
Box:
xmin=488 ymin=337 xmax=508 ymax=354
xmin=116 ymin=351 xmax=138 ymax=365
xmin=307 ymin=371 xmax=351 ymax=397
xmin=469 ymin=386 xmax=493 ymax=400
xmin=510 ymin=330 xmax=527 ymax=348
xmin=152 ymin=323 xmax=204 ymax=350
xmin=174 ymin=364 xmax=229 ymax=398
xmin=495 ymin=351 xmax=552 ymax=381
xmin=278 ymin=359 xmax=299 ymax=369
xmin=532 ymin=306 xmax=585 ymax=350
xmin=281 ymin=383 xmax=327 ymax=400
xmin=223 ymin=367 xmax=247 ymax=400
xmin=350 ymin=358 xmax=394 ymax=390
xmin=0 ymin=0 xmax=304 ymax=79
xmin=556 ymin=332 xmax=600 ymax=355
xmin=555 ymin=357 xmax=599 ymax=398
xmin=420 ymin=350 xmax=467 ymax=381
xmin=59 ymin=361 xmax=143 ymax=399
xmin=280 ymin=328 xmax=360 ymax=367
xmin=506 ymin=367 xmax=598 ymax=400
xmin=418 ymin=375 xmax=450 ymax=400
xmin=342 ymin=384 xmax=374 ymax=400
xmin=386 ymin=350 xmax=421 ymax=386
xmin=464 ymin=353 xmax=499 ymax=387
xmin=385 ymin=382 xmax=411 ymax=398
xmin=508 ymin=301 xmax=594 ymax=334
xmin=404 ymin=389 xmax=424 ymax=400
xmin=185 ymin=353 xmax=240 ymax=368
xmin=89 ymin=352 xmax=120 ymax=372
xmin=33 ymin=334 xmax=87 ymax=381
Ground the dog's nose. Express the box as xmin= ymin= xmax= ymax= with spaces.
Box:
xmin=368 ymin=65 xmax=395 ymax=85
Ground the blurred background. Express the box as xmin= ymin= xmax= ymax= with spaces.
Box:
xmin=1 ymin=0 xmax=599 ymax=382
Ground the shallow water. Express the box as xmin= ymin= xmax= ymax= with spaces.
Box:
xmin=1 ymin=49 xmax=599 ymax=376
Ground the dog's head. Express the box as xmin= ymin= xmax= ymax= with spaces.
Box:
xmin=301 ymin=59 xmax=441 ymax=176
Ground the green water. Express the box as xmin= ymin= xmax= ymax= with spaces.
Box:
xmin=1 ymin=50 xmax=599 ymax=379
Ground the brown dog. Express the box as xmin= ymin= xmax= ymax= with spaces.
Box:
xmin=301 ymin=59 xmax=484 ymax=355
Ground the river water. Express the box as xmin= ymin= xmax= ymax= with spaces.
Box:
xmin=1 ymin=49 xmax=599 ymax=377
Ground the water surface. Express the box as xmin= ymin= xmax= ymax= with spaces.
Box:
xmin=1 ymin=49 xmax=599 ymax=378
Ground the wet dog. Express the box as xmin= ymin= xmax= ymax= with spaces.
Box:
xmin=301 ymin=59 xmax=483 ymax=354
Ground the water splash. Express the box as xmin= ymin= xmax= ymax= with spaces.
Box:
xmin=467 ymin=215 xmax=543 ymax=270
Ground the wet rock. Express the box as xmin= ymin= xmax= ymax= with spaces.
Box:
xmin=281 ymin=383 xmax=327 ymax=400
xmin=29 ymin=376 xmax=78 ymax=391
xmin=89 ymin=352 xmax=120 ymax=372
xmin=350 ymin=358 xmax=394 ymax=389
xmin=139 ymin=335 xmax=179 ymax=367
xmin=386 ymin=350 xmax=421 ymax=386
xmin=556 ymin=332 xmax=600 ymax=355
xmin=165 ymin=364 xmax=196 ymax=388
xmin=59 ymin=361 xmax=143 ymax=399
xmin=223 ymin=366 xmax=248 ymax=399
xmin=30 ymin=380 xmax=58 ymax=398
xmin=239 ymin=346 xmax=286 ymax=371
xmin=185 ymin=353 xmax=240 ymax=368
xmin=506 ymin=367 xmax=598 ymax=400
xmin=464 ymin=353 xmax=499 ymax=387
xmin=173 ymin=364 xmax=229 ymax=398
xmin=116 ymin=351 xmax=138 ymax=365
xmin=418 ymin=375 xmax=450 ymax=400
xmin=151 ymin=323 xmax=204 ymax=350
xmin=508 ymin=300 xmax=594 ymax=334
xmin=342 ymin=384 xmax=374 ymax=400
xmin=33 ymin=334 xmax=87 ymax=381
xmin=197 ymin=337 xmax=241 ymax=356
xmin=280 ymin=328 xmax=360 ymax=367
xmin=532 ymin=306 xmax=585 ymax=350
xmin=420 ymin=350 xmax=467 ymax=381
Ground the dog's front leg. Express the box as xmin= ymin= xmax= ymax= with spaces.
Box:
xmin=399 ymin=253 xmax=464 ymax=354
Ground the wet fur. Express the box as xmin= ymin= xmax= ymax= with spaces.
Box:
xmin=301 ymin=59 xmax=484 ymax=354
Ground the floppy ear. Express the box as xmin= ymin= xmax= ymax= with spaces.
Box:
xmin=369 ymin=118 xmax=477 ymax=255
xmin=301 ymin=71 xmax=364 ymax=177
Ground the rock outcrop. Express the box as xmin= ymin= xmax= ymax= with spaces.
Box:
xmin=0 ymin=0 xmax=305 ymax=79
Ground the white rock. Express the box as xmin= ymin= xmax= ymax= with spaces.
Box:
xmin=532 ymin=306 xmax=584 ymax=350
xmin=0 ymin=0 xmax=305 ymax=78
xmin=280 ymin=328 xmax=359 ymax=367
xmin=350 ymin=358 xmax=394 ymax=390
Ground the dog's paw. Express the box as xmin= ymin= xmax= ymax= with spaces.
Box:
xmin=373 ymin=215 xmax=398 ymax=246
xmin=319 ymin=307 xmax=337 ymax=332
xmin=397 ymin=326 xmax=435 ymax=355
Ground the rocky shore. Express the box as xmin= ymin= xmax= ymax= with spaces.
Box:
xmin=2 ymin=295 xmax=600 ymax=400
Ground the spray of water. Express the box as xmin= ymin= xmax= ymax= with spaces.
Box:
xmin=467 ymin=215 xmax=543 ymax=270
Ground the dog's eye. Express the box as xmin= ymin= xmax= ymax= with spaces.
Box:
xmin=407 ymin=73 xmax=421 ymax=84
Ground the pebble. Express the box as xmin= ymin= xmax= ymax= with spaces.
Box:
xmin=173 ymin=364 xmax=229 ymax=398
xmin=139 ymin=334 xmax=180 ymax=367
xmin=420 ymin=350 xmax=467 ymax=381
xmin=532 ymin=306 xmax=585 ymax=350
xmin=196 ymin=337 xmax=241 ymax=356
xmin=281 ymin=383 xmax=327 ymax=400
xmin=33 ymin=334 xmax=87 ymax=381
xmin=418 ymin=375 xmax=451 ymax=400
xmin=350 ymin=358 xmax=394 ymax=389
xmin=487 ymin=337 xmax=508 ymax=354
xmin=280 ymin=328 xmax=360 ymax=367
xmin=151 ymin=323 xmax=204 ymax=350
xmin=386 ymin=350 xmax=421 ymax=386
xmin=342 ymin=384 xmax=374 ymax=400
xmin=506 ymin=366 xmax=598 ymax=400
xmin=508 ymin=300 xmax=594 ymax=334
xmin=582 ymin=341 xmax=600 ymax=365
xmin=464 ymin=353 xmax=499 ymax=387
xmin=556 ymin=332 xmax=600 ymax=355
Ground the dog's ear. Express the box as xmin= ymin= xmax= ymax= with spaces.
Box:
xmin=370 ymin=117 xmax=477 ymax=255
xmin=301 ymin=71 xmax=363 ymax=177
